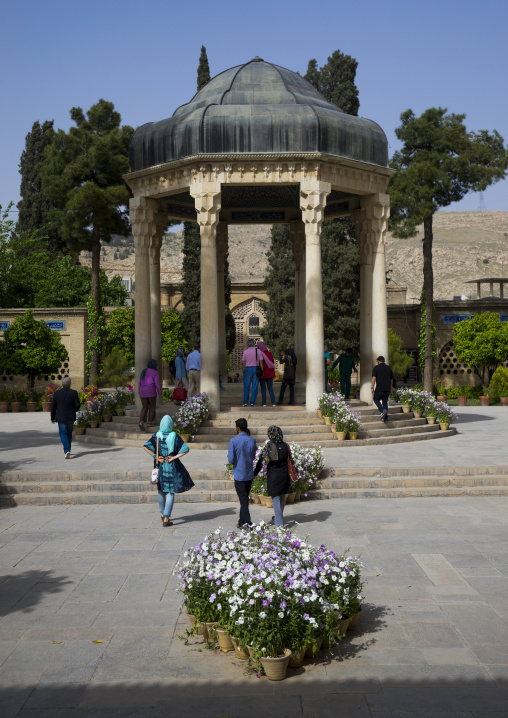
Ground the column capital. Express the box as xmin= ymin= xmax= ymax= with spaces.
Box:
xmin=351 ymin=207 xmax=372 ymax=264
xmin=130 ymin=196 xmax=166 ymax=252
xmin=190 ymin=183 xmax=222 ymax=246
xmin=360 ymin=193 xmax=390 ymax=253
xmin=300 ymin=180 xmax=331 ymax=244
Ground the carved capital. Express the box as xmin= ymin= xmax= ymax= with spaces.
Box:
xmin=130 ymin=197 xmax=166 ymax=253
xmin=361 ymin=193 xmax=390 ymax=254
xmin=300 ymin=181 xmax=331 ymax=244
xmin=351 ymin=208 xmax=372 ymax=264
xmin=190 ymin=184 xmax=222 ymax=246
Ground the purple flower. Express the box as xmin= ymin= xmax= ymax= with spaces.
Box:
xmin=209 ymin=593 xmax=216 ymax=603
xmin=303 ymin=613 xmax=310 ymax=620
xmin=294 ymin=540 xmax=301 ymax=548
xmin=262 ymin=600 xmax=268 ymax=607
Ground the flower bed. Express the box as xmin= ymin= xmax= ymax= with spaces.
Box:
xmin=173 ymin=392 xmax=210 ymax=437
xmin=175 ymin=524 xmax=363 ymax=675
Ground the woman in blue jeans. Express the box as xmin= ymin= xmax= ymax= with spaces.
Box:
xmin=143 ymin=415 xmax=194 ymax=526
xmin=253 ymin=425 xmax=291 ymax=527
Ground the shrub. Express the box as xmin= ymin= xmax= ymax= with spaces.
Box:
xmin=488 ymin=366 xmax=508 ymax=401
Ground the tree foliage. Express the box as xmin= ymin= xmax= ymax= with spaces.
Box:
xmin=260 ymin=225 xmax=295 ymax=356
xmin=0 ymin=310 xmax=68 ymax=388
xmin=321 ymin=218 xmax=360 ymax=353
xmin=304 ymin=50 xmax=359 ymax=116
xmin=388 ymin=328 xmax=414 ymax=379
xmin=197 ymin=46 xmax=211 ymax=91
xmin=104 ymin=307 xmax=135 ymax=367
xmin=389 ymin=107 xmax=508 ymax=392
xmin=40 ymin=99 xmax=134 ymax=381
xmin=161 ymin=308 xmax=188 ymax=363
xmin=453 ymin=313 xmax=508 ymax=387
xmin=180 ymin=221 xmax=201 ymax=348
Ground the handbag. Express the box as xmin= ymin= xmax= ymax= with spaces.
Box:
xmin=150 ymin=436 xmax=159 ymax=485
xmin=173 ymin=386 xmax=188 ymax=403
xmin=255 ymin=348 xmax=264 ymax=379
xmin=286 ymin=443 xmax=298 ymax=483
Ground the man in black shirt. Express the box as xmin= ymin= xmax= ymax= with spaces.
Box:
xmin=50 ymin=377 xmax=81 ymax=458
xmin=371 ymin=356 xmax=394 ymax=423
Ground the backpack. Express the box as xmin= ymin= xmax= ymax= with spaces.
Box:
xmin=169 ymin=358 xmax=176 ymax=375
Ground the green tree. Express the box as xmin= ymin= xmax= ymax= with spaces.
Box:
xmin=104 ymin=306 xmax=135 ymax=367
xmin=180 ymin=221 xmax=201 ymax=347
xmin=453 ymin=313 xmax=508 ymax=386
xmin=389 ymin=107 xmax=508 ymax=392
xmin=197 ymin=46 xmax=211 ymax=90
xmin=161 ymin=308 xmax=188 ymax=363
xmin=0 ymin=310 xmax=68 ymax=388
xmin=388 ymin=329 xmax=414 ymax=379
xmin=321 ymin=219 xmax=360 ymax=354
xmin=417 ymin=286 xmax=436 ymax=377
xmin=33 ymin=258 xmax=127 ymax=308
xmin=304 ymin=50 xmax=359 ymax=115
xmin=41 ymin=99 xmax=134 ymax=381
xmin=260 ymin=225 xmax=295 ymax=356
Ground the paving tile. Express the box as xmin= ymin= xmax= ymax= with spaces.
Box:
xmin=469 ymin=645 xmax=508 ymax=664
xmin=439 ymin=603 xmax=508 ymax=646
xmin=423 ymin=648 xmax=478 ymax=665
xmin=405 ymin=621 xmax=465 ymax=648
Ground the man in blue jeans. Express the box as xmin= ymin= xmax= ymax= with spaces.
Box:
xmin=227 ymin=418 xmax=257 ymax=528
xmin=371 ymin=356 xmax=394 ymax=423
xmin=241 ymin=339 xmax=264 ymax=406
xmin=50 ymin=377 xmax=81 ymax=459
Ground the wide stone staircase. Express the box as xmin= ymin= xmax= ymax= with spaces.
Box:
xmin=2 ymin=466 xmax=508 ymax=507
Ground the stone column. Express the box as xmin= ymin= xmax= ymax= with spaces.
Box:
xmin=216 ymin=222 xmax=228 ymax=380
xmin=290 ymin=220 xmax=306 ymax=382
xmin=149 ymin=209 xmax=168 ymax=395
xmin=362 ymin=194 xmax=390 ymax=371
xmin=352 ymin=207 xmax=373 ymax=403
xmin=190 ymin=180 xmax=222 ymax=412
xmin=300 ymin=180 xmax=331 ymax=410
xmin=130 ymin=196 xmax=162 ymax=408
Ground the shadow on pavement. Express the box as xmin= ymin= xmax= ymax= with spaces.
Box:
xmin=172 ymin=507 xmax=237 ymax=524
xmin=455 ymin=412 xmax=496 ymax=424
xmin=0 ymin=431 xmax=60 ymax=451
xmin=0 ymin=569 xmax=73 ymax=616
xmin=286 ymin=510 xmax=333 ymax=524
xmin=70 ymin=448 xmax=124 ymax=459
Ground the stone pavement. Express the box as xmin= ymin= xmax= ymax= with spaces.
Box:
xmin=1 ymin=406 xmax=507 ymax=474
xmin=1 ymin=496 xmax=508 ymax=717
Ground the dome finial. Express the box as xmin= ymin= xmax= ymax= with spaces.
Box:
xmin=252 ymin=56 xmax=263 ymax=62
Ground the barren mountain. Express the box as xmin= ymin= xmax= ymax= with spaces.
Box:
xmin=82 ymin=211 xmax=508 ymax=298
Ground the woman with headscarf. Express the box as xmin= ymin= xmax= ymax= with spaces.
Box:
xmin=138 ymin=359 xmax=162 ymax=431
xmin=277 ymin=349 xmax=297 ymax=406
xmin=175 ymin=347 xmax=188 ymax=390
xmin=253 ymin=426 xmax=291 ymax=527
xmin=257 ymin=341 xmax=276 ymax=407
xmin=143 ymin=415 xmax=194 ymax=526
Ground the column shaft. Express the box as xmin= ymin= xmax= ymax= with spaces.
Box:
xmin=149 ymin=239 xmax=162 ymax=383
xmin=216 ymin=223 xmax=228 ymax=380
xmin=363 ymin=195 xmax=390 ymax=370
xmin=290 ymin=220 xmax=306 ymax=382
xmin=352 ymin=208 xmax=373 ymax=403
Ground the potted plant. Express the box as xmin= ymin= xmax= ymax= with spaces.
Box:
xmin=334 ymin=406 xmax=349 ymax=440
xmin=225 ymin=461 xmax=234 ymax=482
xmin=41 ymin=384 xmax=58 ymax=411
xmin=424 ymin=400 xmax=439 ymax=424
xmin=347 ymin=410 xmax=361 ymax=440
xmin=0 ymin=387 xmax=10 ymax=412
xmin=436 ymin=403 xmax=457 ymax=430
xmin=75 ymin=409 xmax=90 ymax=435
xmin=396 ymin=387 xmax=412 ymax=413
xmin=434 ymin=380 xmax=447 ymax=403
xmin=488 ymin=367 xmax=508 ymax=406
xmin=10 ymin=389 xmax=21 ymax=412
xmin=24 ymin=388 xmax=38 ymax=412
xmin=479 ymin=390 xmax=490 ymax=406
xmin=407 ymin=389 xmax=431 ymax=418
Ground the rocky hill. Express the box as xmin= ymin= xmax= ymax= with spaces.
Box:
xmin=81 ymin=211 xmax=508 ymax=298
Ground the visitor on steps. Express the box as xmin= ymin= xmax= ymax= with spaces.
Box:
xmin=227 ymin=418 xmax=257 ymax=528
xmin=254 ymin=425 xmax=290 ymax=527
xmin=371 ymin=356 xmax=394 ymax=423
xmin=143 ymin=415 xmax=194 ymax=527
xmin=241 ymin=339 xmax=264 ymax=406
xmin=257 ymin=341 xmax=276 ymax=407
xmin=138 ymin=359 xmax=162 ymax=431
xmin=175 ymin=347 xmax=188 ymax=390
xmin=277 ymin=349 xmax=297 ymax=406
xmin=186 ymin=345 xmax=201 ymax=396
xmin=331 ymin=348 xmax=357 ymax=400
xmin=50 ymin=376 xmax=81 ymax=459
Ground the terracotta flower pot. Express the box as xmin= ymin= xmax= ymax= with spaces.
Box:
xmin=295 ymin=492 xmax=301 ymax=501
xmin=264 ymin=496 xmax=273 ymax=508
xmin=259 ymin=494 xmax=266 ymax=506
xmin=102 ymin=414 xmax=112 ymax=422
xmin=335 ymin=431 xmax=347 ymax=441
xmin=75 ymin=427 xmax=86 ymax=435
xmin=402 ymin=405 xmax=410 ymax=413
xmin=413 ymin=410 xmax=422 ymax=419
xmin=231 ymin=638 xmax=249 ymax=659
xmin=205 ymin=622 xmax=218 ymax=642
xmin=338 ymin=617 xmax=351 ymax=635
xmin=501 ymin=397 xmax=508 ymax=406
xmin=317 ymin=410 xmax=323 ymax=418
xmin=439 ymin=422 xmax=450 ymax=431
xmin=251 ymin=493 xmax=260 ymax=504
xmin=26 ymin=401 xmax=37 ymax=412
xmin=288 ymin=648 xmax=305 ymax=668
xmin=304 ymin=637 xmax=322 ymax=658
xmin=285 ymin=493 xmax=295 ymax=504
xmin=426 ymin=417 xmax=436 ymax=424
xmin=0 ymin=401 xmax=9 ymax=413
xmin=90 ymin=420 xmax=99 ymax=429
xmin=41 ymin=401 xmax=52 ymax=412
xmin=480 ymin=396 xmax=490 ymax=406
xmin=349 ymin=432 xmax=358 ymax=440
xmin=437 ymin=395 xmax=446 ymax=403
xmin=324 ymin=416 xmax=332 ymax=425
xmin=216 ymin=627 xmax=234 ymax=652
xmin=180 ymin=433 xmax=192 ymax=442
xmin=457 ymin=395 xmax=467 ymax=406
xmin=331 ymin=425 xmax=337 ymax=432
xmin=347 ymin=610 xmax=362 ymax=631
xmin=10 ymin=402 xmax=21 ymax=412
xmin=260 ymin=648 xmax=291 ymax=681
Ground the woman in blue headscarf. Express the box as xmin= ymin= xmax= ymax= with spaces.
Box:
xmin=253 ymin=425 xmax=290 ymax=527
xmin=143 ymin=415 xmax=194 ymax=526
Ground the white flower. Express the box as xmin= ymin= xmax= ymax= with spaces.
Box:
xmin=278 ymin=612 xmax=284 ymax=618
xmin=259 ymin=611 xmax=267 ymax=618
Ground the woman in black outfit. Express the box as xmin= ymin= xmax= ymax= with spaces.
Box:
xmin=277 ymin=348 xmax=297 ymax=406
xmin=254 ymin=425 xmax=291 ymax=527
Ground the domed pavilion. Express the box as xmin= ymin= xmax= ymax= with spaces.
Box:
xmin=125 ymin=57 xmax=394 ymax=411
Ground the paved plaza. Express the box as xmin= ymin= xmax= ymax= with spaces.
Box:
xmin=1 ymin=406 xmax=508 ymax=717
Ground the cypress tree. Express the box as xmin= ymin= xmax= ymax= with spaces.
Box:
xmin=180 ymin=221 xmax=201 ymax=348
xmin=197 ymin=46 xmax=211 ymax=91
xmin=16 ymin=120 xmax=65 ymax=254
xmin=259 ymin=225 xmax=295 ymax=356
xmin=304 ymin=59 xmax=320 ymax=92
xmin=305 ymin=50 xmax=359 ymax=116
xmin=224 ymin=247 xmax=236 ymax=352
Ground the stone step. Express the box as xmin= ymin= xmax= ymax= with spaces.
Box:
xmin=319 ymin=474 xmax=508 ymax=489
xmin=359 ymin=423 xmax=441 ymax=439
xmin=312 ymin=486 xmax=508 ymax=499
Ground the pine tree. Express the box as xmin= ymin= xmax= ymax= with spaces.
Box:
xmin=304 ymin=50 xmax=359 ymax=116
xmin=180 ymin=221 xmax=201 ymax=348
xmin=304 ymin=59 xmax=320 ymax=92
xmin=260 ymin=225 xmax=295 ymax=356
xmin=197 ymin=46 xmax=211 ymax=91
xmin=16 ymin=120 xmax=65 ymax=254
xmin=40 ymin=100 xmax=134 ymax=381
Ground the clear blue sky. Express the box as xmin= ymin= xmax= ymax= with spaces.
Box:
xmin=2 ymin=0 xmax=507 ymax=216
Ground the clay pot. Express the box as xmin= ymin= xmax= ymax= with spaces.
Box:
xmin=457 ymin=395 xmax=467 ymax=406
xmin=501 ymin=397 xmax=508 ymax=406
xmin=288 ymin=648 xmax=305 ymax=668
xmin=90 ymin=420 xmax=99 ymax=429
xmin=413 ymin=410 xmax=422 ymax=419
xmin=259 ymin=494 xmax=266 ymax=506
xmin=10 ymin=402 xmax=21 ymax=412
xmin=295 ymin=492 xmax=301 ymax=502
xmin=304 ymin=637 xmax=322 ymax=658
xmin=402 ymin=405 xmax=410 ymax=413
xmin=285 ymin=492 xmax=295 ymax=505
xmin=205 ymin=622 xmax=218 ymax=642
xmin=349 ymin=432 xmax=358 ymax=440
xmin=264 ymin=496 xmax=273 ymax=508
xmin=102 ymin=414 xmax=112 ymax=422
xmin=251 ymin=493 xmax=260 ymax=504
xmin=317 ymin=410 xmax=323 ymax=418
xmin=180 ymin=434 xmax=192 ymax=442
xmin=75 ymin=427 xmax=86 ymax=435
xmin=231 ymin=638 xmax=249 ymax=659
xmin=439 ymin=423 xmax=450 ymax=431
xmin=480 ymin=396 xmax=490 ymax=406
xmin=338 ymin=617 xmax=351 ymax=635
xmin=335 ymin=431 xmax=347 ymax=441
xmin=437 ymin=395 xmax=446 ymax=403
xmin=324 ymin=416 xmax=332 ymax=425
xmin=260 ymin=648 xmax=291 ymax=681
xmin=216 ymin=627 xmax=234 ymax=652
xmin=41 ymin=401 xmax=52 ymax=412
xmin=426 ymin=417 xmax=436 ymax=424
xmin=347 ymin=610 xmax=362 ymax=631
xmin=26 ymin=402 xmax=37 ymax=412
xmin=331 ymin=425 xmax=337 ymax=432
xmin=0 ymin=401 xmax=9 ymax=413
